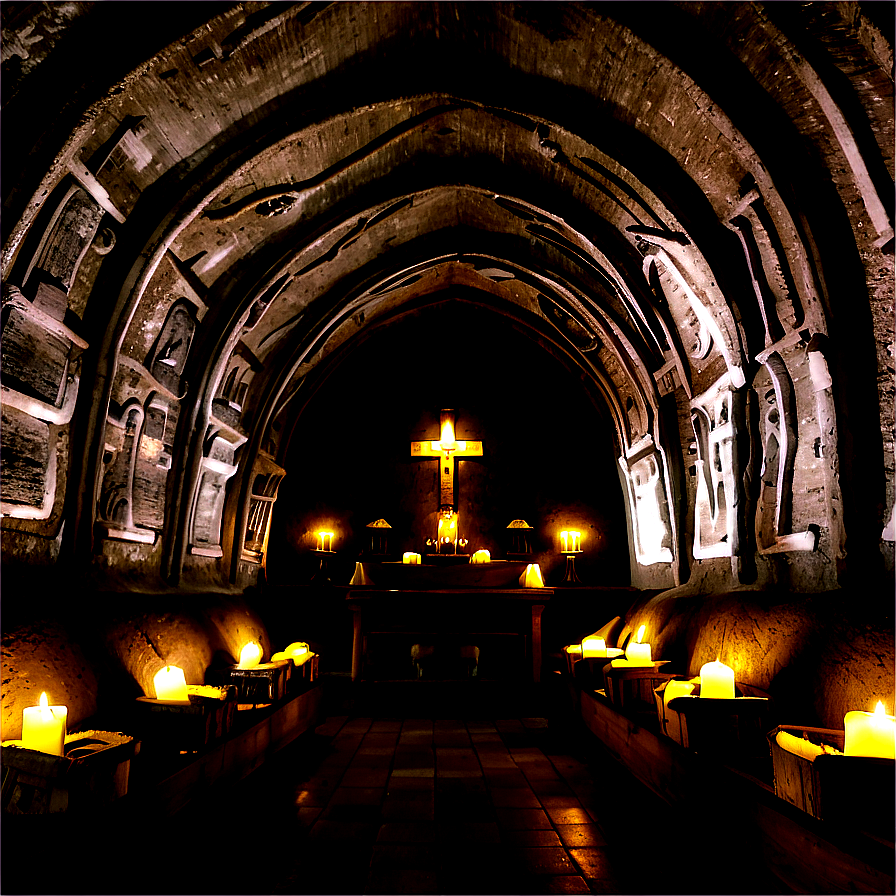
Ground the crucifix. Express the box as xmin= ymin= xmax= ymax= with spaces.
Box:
xmin=410 ymin=409 xmax=482 ymax=552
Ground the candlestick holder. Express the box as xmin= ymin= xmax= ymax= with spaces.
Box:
xmin=133 ymin=686 xmax=236 ymax=752
xmin=661 ymin=682 xmax=773 ymax=759
xmin=602 ymin=660 xmax=674 ymax=713
xmin=206 ymin=658 xmax=290 ymax=707
xmin=767 ymin=724 xmax=895 ymax=839
xmin=1 ymin=730 xmax=138 ymax=815
xmin=560 ymin=551 xmax=582 ymax=585
xmin=310 ymin=548 xmax=336 ymax=584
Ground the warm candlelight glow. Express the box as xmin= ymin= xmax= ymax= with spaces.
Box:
xmin=238 ymin=641 xmax=263 ymax=669
xmin=471 ymin=549 xmax=491 ymax=564
xmin=316 ymin=531 xmax=334 ymax=551
xmin=286 ymin=642 xmax=309 ymax=657
xmin=403 ymin=551 xmax=422 ymax=564
xmin=522 ymin=563 xmax=545 ymax=588
xmin=699 ymin=660 xmax=735 ymax=699
xmin=153 ymin=665 xmax=190 ymax=702
xmin=560 ymin=531 xmax=569 ymax=552
xmin=582 ymin=637 xmax=606 ymax=658
xmin=844 ymin=701 xmax=896 ymax=758
xmin=635 ymin=624 xmax=646 ymax=643
xmin=570 ymin=531 xmax=581 ymax=551
xmin=21 ymin=692 xmax=67 ymax=755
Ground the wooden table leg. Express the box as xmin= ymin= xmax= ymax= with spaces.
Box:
xmin=531 ymin=604 xmax=545 ymax=683
xmin=349 ymin=603 xmax=363 ymax=682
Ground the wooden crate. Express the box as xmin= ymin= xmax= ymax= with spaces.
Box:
xmin=662 ymin=683 xmax=774 ymax=758
xmin=206 ymin=660 xmax=289 ymax=705
xmin=768 ymin=725 xmax=895 ymax=840
xmin=602 ymin=661 xmax=676 ymax=713
xmin=133 ymin=692 xmax=236 ymax=752
xmin=1 ymin=730 xmax=138 ymax=815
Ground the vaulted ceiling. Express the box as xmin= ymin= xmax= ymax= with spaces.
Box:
xmin=2 ymin=2 xmax=892 ymax=591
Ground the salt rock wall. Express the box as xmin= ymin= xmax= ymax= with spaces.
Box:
xmin=616 ymin=588 xmax=894 ymax=730
xmin=0 ymin=593 xmax=271 ymax=740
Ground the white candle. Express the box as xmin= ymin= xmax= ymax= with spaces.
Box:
xmin=625 ymin=642 xmax=652 ymax=666
xmin=471 ymin=549 xmax=491 ymax=564
xmin=844 ymin=702 xmax=896 ymax=758
xmin=699 ymin=660 xmax=735 ymax=699
xmin=582 ymin=637 xmax=606 ymax=658
xmin=286 ymin=642 xmax=309 ymax=657
xmin=560 ymin=531 xmax=569 ymax=552
xmin=663 ymin=679 xmax=696 ymax=712
xmin=403 ymin=552 xmax=414 ymax=564
xmin=571 ymin=531 xmax=581 ymax=552
xmin=153 ymin=665 xmax=190 ymax=702
xmin=21 ymin=692 xmax=67 ymax=755
xmin=238 ymin=642 xmax=262 ymax=669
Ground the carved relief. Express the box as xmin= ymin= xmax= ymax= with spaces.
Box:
xmin=619 ymin=440 xmax=674 ymax=565
xmin=97 ymin=399 xmax=154 ymax=542
xmin=0 ymin=406 xmax=55 ymax=519
xmin=131 ymin=395 xmax=173 ymax=531
xmin=752 ymin=355 xmax=817 ymax=553
xmin=690 ymin=374 xmax=738 ymax=559
xmin=190 ymin=426 xmax=246 ymax=558
xmin=146 ymin=299 xmax=196 ymax=395
xmin=243 ymin=457 xmax=286 ymax=563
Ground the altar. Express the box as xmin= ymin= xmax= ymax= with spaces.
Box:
xmin=345 ymin=586 xmax=552 ymax=683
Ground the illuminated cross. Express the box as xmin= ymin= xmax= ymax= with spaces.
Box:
xmin=410 ymin=408 xmax=483 ymax=515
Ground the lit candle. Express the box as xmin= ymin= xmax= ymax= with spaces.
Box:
xmin=560 ymin=531 xmax=569 ymax=552
xmin=316 ymin=531 xmax=333 ymax=551
xmin=582 ymin=637 xmax=606 ymax=658
xmin=403 ymin=552 xmax=415 ymax=564
xmin=238 ymin=641 xmax=263 ymax=669
xmin=699 ymin=660 xmax=735 ymax=699
xmin=471 ymin=549 xmax=491 ymax=564
xmin=153 ymin=665 xmax=190 ymax=702
xmin=619 ymin=624 xmax=651 ymax=666
xmin=21 ymin=692 xmax=67 ymax=755
xmin=571 ymin=531 xmax=581 ymax=551
xmin=844 ymin=701 xmax=896 ymax=758
xmin=286 ymin=641 xmax=309 ymax=657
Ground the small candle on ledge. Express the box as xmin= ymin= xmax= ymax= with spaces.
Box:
xmin=560 ymin=531 xmax=569 ymax=552
xmin=619 ymin=624 xmax=651 ymax=666
xmin=21 ymin=692 xmax=67 ymax=755
xmin=403 ymin=552 xmax=415 ymax=564
xmin=699 ymin=660 xmax=735 ymax=699
xmin=238 ymin=641 xmax=263 ymax=669
xmin=844 ymin=701 xmax=896 ymax=758
xmin=153 ymin=665 xmax=190 ymax=703
xmin=571 ymin=531 xmax=581 ymax=552
xmin=582 ymin=637 xmax=606 ymax=658
xmin=471 ymin=549 xmax=491 ymax=564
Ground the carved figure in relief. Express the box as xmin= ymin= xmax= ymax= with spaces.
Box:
xmin=620 ymin=447 xmax=674 ymax=565
xmin=98 ymin=400 xmax=145 ymax=532
xmin=147 ymin=300 xmax=196 ymax=394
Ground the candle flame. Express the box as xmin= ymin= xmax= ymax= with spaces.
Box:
xmin=636 ymin=624 xmax=646 ymax=643
xmin=39 ymin=692 xmax=49 ymax=709
xmin=874 ymin=701 xmax=887 ymax=715
xmin=440 ymin=418 xmax=456 ymax=450
xmin=238 ymin=641 xmax=263 ymax=669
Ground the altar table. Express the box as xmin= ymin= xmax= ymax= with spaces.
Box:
xmin=345 ymin=588 xmax=552 ymax=683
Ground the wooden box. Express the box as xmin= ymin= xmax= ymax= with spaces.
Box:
xmin=1 ymin=730 xmax=138 ymax=815
xmin=602 ymin=661 xmax=675 ymax=713
xmin=660 ymin=683 xmax=774 ymax=758
xmin=133 ymin=690 xmax=236 ymax=752
xmin=206 ymin=660 xmax=289 ymax=705
xmin=768 ymin=725 xmax=895 ymax=840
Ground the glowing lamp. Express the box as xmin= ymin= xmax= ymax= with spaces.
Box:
xmin=582 ymin=637 xmax=606 ymax=658
xmin=844 ymin=702 xmax=896 ymax=758
xmin=153 ymin=665 xmax=190 ymax=703
xmin=471 ymin=549 xmax=491 ymax=564
xmin=699 ymin=660 xmax=735 ymax=699
xmin=623 ymin=625 xmax=652 ymax=666
xmin=238 ymin=642 xmax=263 ymax=669
xmin=21 ymin=692 xmax=67 ymax=755
xmin=521 ymin=563 xmax=544 ymax=588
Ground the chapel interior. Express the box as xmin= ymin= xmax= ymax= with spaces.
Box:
xmin=1 ymin=2 xmax=894 ymax=895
